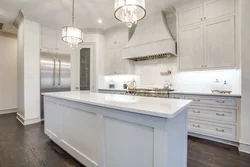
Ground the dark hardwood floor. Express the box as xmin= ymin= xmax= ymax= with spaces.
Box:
xmin=0 ymin=113 xmax=250 ymax=167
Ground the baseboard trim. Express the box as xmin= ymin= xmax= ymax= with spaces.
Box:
xmin=0 ymin=108 xmax=17 ymax=115
xmin=188 ymin=132 xmax=239 ymax=147
xmin=16 ymin=113 xmax=41 ymax=126
xmin=239 ymin=142 xmax=250 ymax=154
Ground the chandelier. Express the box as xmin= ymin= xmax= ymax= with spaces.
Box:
xmin=114 ymin=0 xmax=146 ymax=28
xmin=62 ymin=0 xmax=83 ymax=48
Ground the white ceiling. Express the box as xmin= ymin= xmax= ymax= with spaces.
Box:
xmin=0 ymin=0 xmax=180 ymax=30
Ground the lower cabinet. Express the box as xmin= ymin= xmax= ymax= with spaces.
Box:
xmin=170 ymin=93 xmax=240 ymax=142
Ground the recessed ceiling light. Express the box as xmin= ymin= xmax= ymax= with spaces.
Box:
xmin=98 ymin=19 xmax=103 ymax=23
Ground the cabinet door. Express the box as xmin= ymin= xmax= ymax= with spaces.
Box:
xmin=114 ymin=46 xmax=126 ymax=74
xmin=105 ymin=29 xmax=117 ymax=49
xmin=179 ymin=4 xmax=203 ymax=27
xmin=204 ymin=16 xmax=235 ymax=68
xmin=204 ymin=0 xmax=235 ymax=20
xmin=105 ymin=48 xmax=117 ymax=75
xmin=41 ymin=26 xmax=56 ymax=49
xmin=116 ymin=27 xmax=129 ymax=47
xmin=179 ymin=25 xmax=204 ymax=70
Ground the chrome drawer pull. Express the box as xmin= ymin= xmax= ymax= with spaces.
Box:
xmin=193 ymin=110 xmax=201 ymax=113
xmin=216 ymin=113 xmax=225 ymax=116
xmin=216 ymin=128 xmax=225 ymax=132
xmin=216 ymin=100 xmax=225 ymax=103
xmin=193 ymin=124 xmax=200 ymax=128
xmin=174 ymin=97 xmax=180 ymax=99
xmin=193 ymin=99 xmax=200 ymax=102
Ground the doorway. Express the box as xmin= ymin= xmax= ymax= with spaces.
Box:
xmin=76 ymin=44 xmax=96 ymax=92
xmin=80 ymin=48 xmax=90 ymax=90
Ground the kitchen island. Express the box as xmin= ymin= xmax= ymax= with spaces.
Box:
xmin=43 ymin=91 xmax=191 ymax=167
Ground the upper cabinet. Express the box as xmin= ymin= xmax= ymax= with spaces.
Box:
xmin=204 ymin=16 xmax=235 ymax=68
xmin=40 ymin=26 xmax=72 ymax=54
xmin=179 ymin=4 xmax=203 ymax=27
xmin=105 ymin=25 xmax=129 ymax=49
xmin=41 ymin=26 xmax=57 ymax=50
xmin=176 ymin=0 xmax=238 ymax=71
xmin=179 ymin=24 xmax=204 ymax=70
xmin=204 ymin=0 xmax=235 ymax=20
xmin=104 ymin=25 xmax=134 ymax=75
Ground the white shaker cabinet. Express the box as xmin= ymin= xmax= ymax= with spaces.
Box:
xmin=175 ymin=0 xmax=237 ymax=71
xmin=179 ymin=24 xmax=204 ymax=70
xmin=204 ymin=16 xmax=235 ymax=68
xmin=41 ymin=26 xmax=57 ymax=50
xmin=41 ymin=26 xmax=73 ymax=54
xmin=204 ymin=0 xmax=235 ymax=21
xmin=179 ymin=4 xmax=203 ymax=27
xmin=104 ymin=25 xmax=134 ymax=75
xmin=105 ymin=48 xmax=116 ymax=74
xmin=105 ymin=25 xmax=129 ymax=49
xmin=56 ymin=31 xmax=73 ymax=54
xmin=105 ymin=47 xmax=134 ymax=75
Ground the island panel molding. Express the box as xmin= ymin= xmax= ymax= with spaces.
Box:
xmin=43 ymin=92 xmax=191 ymax=167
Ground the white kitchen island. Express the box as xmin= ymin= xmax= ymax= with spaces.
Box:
xmin=43 ymin=91 xmax=191 ymax=167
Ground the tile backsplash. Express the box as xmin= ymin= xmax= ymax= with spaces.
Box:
xmin=99 ymin=58 xmax=241 ymax=94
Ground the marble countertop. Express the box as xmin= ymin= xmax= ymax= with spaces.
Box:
xmin=170 ymin=90 xmax=241 ymax=97
xmin=98 ymin=88 xmax=127 ymax=92
xmin=43 ymin=91 xmax=192 ymax=119
xmin=98 ymin=88 xmax=241 ymax=97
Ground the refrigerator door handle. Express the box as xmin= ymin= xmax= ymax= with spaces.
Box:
xmin=53 ymin=59 xmax=56 ymax=86
xmin=58 ymin=59 xmax=61 ymax=85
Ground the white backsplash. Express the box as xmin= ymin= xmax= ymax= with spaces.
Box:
xmin=99 ymin=58 xmax=241 ymax=94
xmin=134 ymin=57 xmax=241 ymax=93
xmin=98 ymin=75 xmax=140 ymax=90
xmin=134 ymin=57 xmax=177 ymax=88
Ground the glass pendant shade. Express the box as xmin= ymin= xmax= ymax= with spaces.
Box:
xmin=62 ymin=0 xmax=83 ymax=48
xmin=62 ymin=26 xmax=83 ymax=48
xmin=114 ymin=0 xmax=146 ymax=28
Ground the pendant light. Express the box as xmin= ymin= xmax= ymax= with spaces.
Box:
xmin=62 ymin=0 xmax=83 ymax=48
xmin=114 ymin=0 xmax=146 ymax=28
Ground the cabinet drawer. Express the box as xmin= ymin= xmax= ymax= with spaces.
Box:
xmin=188 ymin=107 xmax=236 ymax=123
xmin=184 ymin=95 xmax=237 ymax=107
xmin=188 ymin=120 xmax=236 ymax=141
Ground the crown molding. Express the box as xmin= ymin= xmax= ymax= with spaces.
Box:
xmin=13 ymin=10 xmax=24 ymax=28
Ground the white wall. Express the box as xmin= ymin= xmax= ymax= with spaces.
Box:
xmin=17 ymin=19 xmax=40 ymax=121
xmin=0 ymin=35 xmax=17 ymax=112
xmin=240 ymin=0 xmax=250 ymax=153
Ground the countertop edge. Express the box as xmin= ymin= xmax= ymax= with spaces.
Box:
xmin=169 ymin=91 xmax=241 ymax=98
xmin=42 ymin=93 xmax=192 ymax=119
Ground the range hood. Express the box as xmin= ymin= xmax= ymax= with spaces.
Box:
xmin=123 ymin=11 xmax=176 ymax=61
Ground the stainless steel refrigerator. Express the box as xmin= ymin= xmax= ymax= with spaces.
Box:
xmin=40 ymin=50 xmax=71 ymax=119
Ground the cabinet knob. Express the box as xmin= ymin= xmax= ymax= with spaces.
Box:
xmin=201 ymin=65 xmax=204 ymax=68
xmin=201 ymin=18 xmax=203 ymax=21
xmin=205 ymin=65 xmax=207 ymax=67
xmin=204 ymin=17 xmax=206 ymax=20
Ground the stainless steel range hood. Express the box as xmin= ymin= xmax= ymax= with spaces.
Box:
xmin=122 ymin=11 xmax=176 ymax=61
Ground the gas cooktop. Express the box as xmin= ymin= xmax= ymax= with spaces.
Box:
xmin=126 ymin=88 xmax=174 ymax=98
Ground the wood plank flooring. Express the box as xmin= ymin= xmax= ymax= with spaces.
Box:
xmin=0 ymin=113 xmax=250 ymax=167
